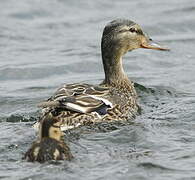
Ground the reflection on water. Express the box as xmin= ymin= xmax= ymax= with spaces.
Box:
xmin=0 ymin=0 xmax=195 ymax=179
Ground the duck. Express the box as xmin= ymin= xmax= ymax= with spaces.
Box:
xmin=24 ymin=116 xmax=73 ymax=163
xmin=36 ymin=19 xmax=169 ymax=131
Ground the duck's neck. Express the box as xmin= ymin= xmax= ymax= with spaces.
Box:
xmin=102 ymin=48 xmax=131 ymax=86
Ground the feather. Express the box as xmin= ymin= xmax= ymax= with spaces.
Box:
xmin=38 ymin=83 xmax=112 ymax=115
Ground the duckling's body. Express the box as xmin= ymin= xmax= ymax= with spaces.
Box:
xmin=24 ymin=117 xmax=73 ymax=162
xmin=24 ymin=137 xmax=72 ymax=162
xmin=37 ymin=19 xmax=168 ymax=131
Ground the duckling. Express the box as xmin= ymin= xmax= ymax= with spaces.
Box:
xmin=24 ymin=117 xmax=73 ymax=163
xmin=36 ymin=19 xmax=169 ymax=131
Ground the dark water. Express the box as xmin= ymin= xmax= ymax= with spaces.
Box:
xmin=1 ymin=0 xmax=195 ymax=179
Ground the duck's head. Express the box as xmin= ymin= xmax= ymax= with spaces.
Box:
xmin=41 ymin=117 xmax=62 ymax=141
xmin=102 ymin=19 xmax=169 ymax=55
xmin=101 ymin=19 xmax=169 ymax=83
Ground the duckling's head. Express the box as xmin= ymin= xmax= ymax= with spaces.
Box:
xmin=41 ymin=117 xmax=62 ymax=141
xmin=101 ymin=19 xmax=169 ymax=83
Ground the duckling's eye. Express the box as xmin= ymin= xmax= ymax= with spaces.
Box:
xmin=129 ymin=27 xmax=137 ymax=33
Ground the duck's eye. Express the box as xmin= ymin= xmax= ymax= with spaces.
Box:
xmin=129 ymin=28 xmax=137 ymax=33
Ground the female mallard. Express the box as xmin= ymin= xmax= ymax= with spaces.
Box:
xmin=37 ymin=19 xmax=169 ymax=131
xmin=24 ymin=117 xmax=73 ymax=162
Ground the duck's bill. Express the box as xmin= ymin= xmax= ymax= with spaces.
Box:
xmin=141 ymin=40 xmax=170 ymax=51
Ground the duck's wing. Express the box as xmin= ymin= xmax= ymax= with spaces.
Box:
xmin=38 ymin=83 xmax=112 ymax=115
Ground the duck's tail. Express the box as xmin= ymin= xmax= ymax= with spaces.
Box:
xmin=37 ymin=101 xmax=60 ymax=108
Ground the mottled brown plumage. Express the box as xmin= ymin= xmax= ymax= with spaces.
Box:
xmin=36 ymin=19 xmax=169 ymax=131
